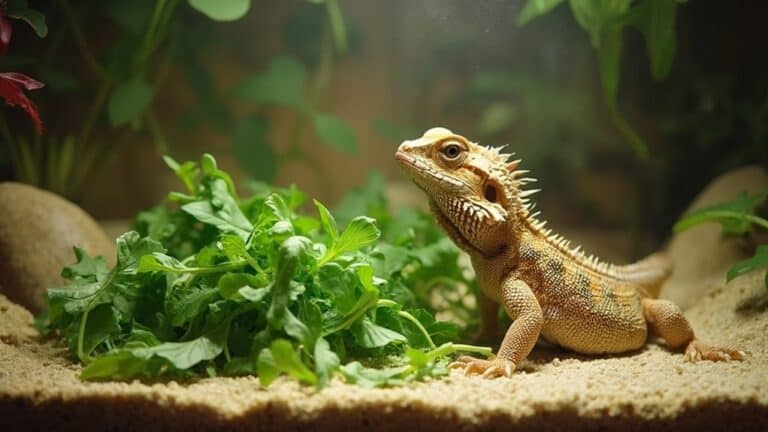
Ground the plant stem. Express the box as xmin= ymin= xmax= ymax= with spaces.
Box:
xmin=134 ymin=0 xmax=169 ymax=76
xmin=57 ymin=0 xmax=109 ymax=81
xmin=397 ymin=310 xmax=436 ymax=349
xmin=325 ymin=0 xmax=348 ymax=54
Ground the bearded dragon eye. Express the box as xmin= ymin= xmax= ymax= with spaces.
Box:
xmin=441 ymin=143 xmax=462 ymax=159
xmin=484 ymin=184 xmax=498 ymax=203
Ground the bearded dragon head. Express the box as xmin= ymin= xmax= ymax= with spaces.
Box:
xmin=395 ymin=127 xmax=538 ymax=256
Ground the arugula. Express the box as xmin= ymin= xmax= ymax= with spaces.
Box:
xmin=41 ymin=154 xmax=488 ymax=388
xmin=674 ymin=191 xmax=768 ymax=292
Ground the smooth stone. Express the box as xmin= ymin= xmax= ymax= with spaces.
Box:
xmin=0 ymin=182 xmax=116 ymax=314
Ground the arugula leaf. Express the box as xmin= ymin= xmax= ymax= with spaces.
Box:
xmin=258 ymin=339 xmax=317 ymax=386
xmin=314 ymin=337 xmax=340 ymax=388
xmin=319 ymin=216 xmax=380 ymax=265
xmin=165 ymin=285 xmax=219 ymax=326
xmin=339 ymin=361 xmax=408 ymax=388
xmin=60 ymin=247 xmax=109 ymax=281
xmin=314 ymin=199 xmax=339 ymax=242
xmin=163 ymin=155 xmax=199 ymax=195
xmin=131 ymin=325 xmax=226 ymax=369
xmin=267 ymin=236 xmax=312 ymax=329
xmin=351 ymin=316 xmax=407 ymax=348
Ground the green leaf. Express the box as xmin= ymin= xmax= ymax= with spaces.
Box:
xmin=673 ymin=192 xmax=768 ymax=235
xmin=256 ymin=348 xmax=280 ymax=386
xmin=314 ymin=263 xmax=360 ymax=314
xmin=238 ymin=286 xmax=268 ymax=302
xmin=233 ymin=116 xmax=276 ymax=181
xmin=339 ymin=361 xmax=408 ymax=388
xmin=61 ymin=247 xmax=109 ymax=282
xmin=217 ymin=273 xmax=253 ymax=298
xmin=320 ymin=216 xmax=380 ymax=264
xmin=517 ymin=0 xmax=566 ymax=26
xmin=631 ymin=0 xmax=677 ymax=80
xmin=236 ymin=56 xmax=306 ymax=108
xmin=182 ymin=197 xmax=252 ymax=239
xmin=265 ymin=193 xmax=292 ymax=222
xmin=7 ymin=0 xmax=48 ymax=37
xmin=163 ymin=156 xmax=199 ymax=194
xmin=569 ymin=0 xmax=631 ymax=46
xmin=219 ymin=234 xmax=262 ymax=272
xmin=351 ymin=316 xmax=407 ymax=348
xmin=314 ymin=337 xmax=340 ymax=388
xmin=131 ymin=325 xmax=226 ymax=369
xmin=188 ymin=0 xmax=250 ymax=21
xmin=268 ymin=236 xmax=312 ymax=328
xmin=165 ymin=285 xmax=219 ymax=326
xmin=80 ymin=304 xmax=119 ymax=357
xmin=314 ymin=199 xmax=339 ymax=243
xmin=313 ymin=113 xmax=358 ymax=154
xmin=137 ymin=253 xmax=187 ymax=273
xmin=114 ymin=232 xmax=166 ymax=274
xmin=322 ymin=267 xmax=379 ymax=335
xmin=81 ymin=351 xmax=148 ymax=381
xmin=727 ymin=245 xmax=768 ymax=283
xmin=336 ymin=216 xmax=381 ymax=253
xmin=264 ymin=339 xmax=317 ymax=385
xmin=108 ymin=80 xmax=154 ymax=127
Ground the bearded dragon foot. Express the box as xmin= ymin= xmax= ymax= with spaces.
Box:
xmin=448 ymin=355 xmax=516 ymax=378
xmin=683 ymin=338 xmax=747 ymax=362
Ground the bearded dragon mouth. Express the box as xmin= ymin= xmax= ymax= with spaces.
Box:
xmin=395 ymin=150 xmax=470 ymax=193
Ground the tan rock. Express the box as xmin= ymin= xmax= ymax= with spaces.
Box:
xmin=662 ymin=165 xmax=768 ymax=309
xmin=0 ymin=182 xmax=116 ymax=314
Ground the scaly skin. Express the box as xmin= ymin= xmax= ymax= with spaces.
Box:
xmin=396 ymin=127 xmax=746 ymax=378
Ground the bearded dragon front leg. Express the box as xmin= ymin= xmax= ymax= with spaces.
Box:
xmin=450 ymin=276 xmax=542 ymax=378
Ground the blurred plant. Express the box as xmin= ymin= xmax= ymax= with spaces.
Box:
xmin=0 ymin=1 xmax=46 ymax=130
xmin=191 ymin=0 xmax=358 ymax=192
xmin=674 ymin=191 xmax=768 ymax=292
xmin=518 ymin=0 xmax=684 ymax=160
xmin=462 ymin=70 xmax=597 ymax=174
xmin=0 ymin=0 xmax=358 ymax=200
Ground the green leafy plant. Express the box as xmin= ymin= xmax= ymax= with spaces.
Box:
xmin=517 ymin=0 xmax=684 ymax=160
xmin=674 ymin=191 xmax=768 ymax=291
xmin=40 ymin=154 xmax=489 ymax=388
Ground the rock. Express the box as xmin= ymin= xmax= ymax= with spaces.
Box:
xmin=662 ymin=166 xmax=768 ymax=309
xmin=0 ymin=183 xmax=116 ymax=314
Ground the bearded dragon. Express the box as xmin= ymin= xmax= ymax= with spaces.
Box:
xmin=395 ymin=127 xmax=745 ymax=378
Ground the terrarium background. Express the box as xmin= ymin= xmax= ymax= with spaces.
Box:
xmin=0 ymin=0 xmax=766 ymax=256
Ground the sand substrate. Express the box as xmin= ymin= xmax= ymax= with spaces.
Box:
xmin=2 ymin=169 xmax=768 ymax=431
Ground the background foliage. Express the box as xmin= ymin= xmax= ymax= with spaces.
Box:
xmin=0 ymin=0 xmax=765 ymax=252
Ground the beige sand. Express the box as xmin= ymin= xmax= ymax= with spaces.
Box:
xmin=1 ymin=168 xmax=767 ymax=431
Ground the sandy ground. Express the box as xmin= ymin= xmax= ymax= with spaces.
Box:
xmin=1 ymin=168 xmax=767 ymax=431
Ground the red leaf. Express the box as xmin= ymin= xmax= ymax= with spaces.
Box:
xmin=0 ymin=72 xmax=44 ymax=133
xmin=0 ymin=16 xmax=11 ymax=57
